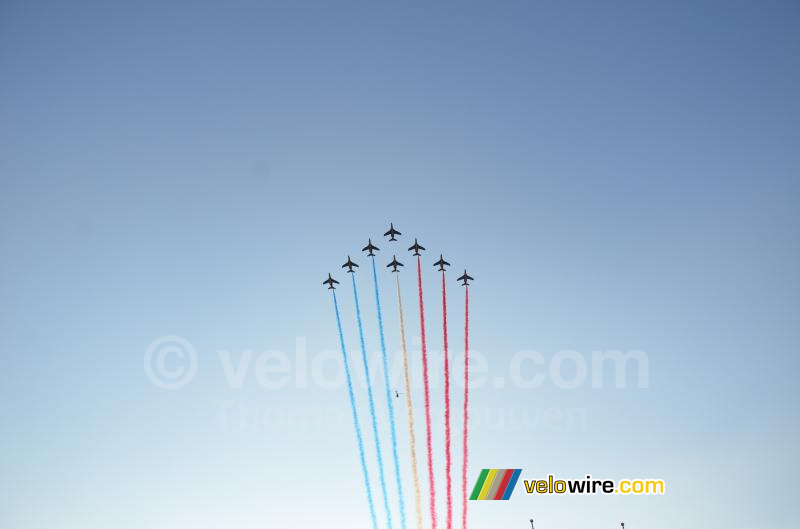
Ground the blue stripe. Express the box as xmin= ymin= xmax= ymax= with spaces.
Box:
xmin=372 ymin=257 xmax=407 ymax=529
xmin=352 ymin=274 xmax=394 ymax=529
xmin=332 ymin=291 xmax=379 ymax=529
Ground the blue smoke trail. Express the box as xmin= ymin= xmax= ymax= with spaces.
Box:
xmin=352 ymin=273 xmax=394 ymax=529
xmin=332 ymin=290 xmax=379 ymax=529
xmin=372 ymin=257 xmax=407 ymax=529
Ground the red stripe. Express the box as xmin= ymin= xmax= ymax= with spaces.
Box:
xmin=461 ymin=287 xmax=469 ymax=526
xmin=493 ymin=469 xmax=515 ymax=500
xmin=418 ymin=256 xmax=437 ymax=529
xmin=442 ymin=271 xmax=452 ymax=528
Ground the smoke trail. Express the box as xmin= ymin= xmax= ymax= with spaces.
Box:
xmin=371 ymin=257 xmax=407 ymax=529
xmin=396 ymin=274 xmax=424 ymax=529
xmin=461 ymin=286 xmax=470 ymax=529
xmin=416 ymin=256 xmax=437 ymax=529
xmin=332 ymin=290 xmax=379 ymax=529
xmin=441 ymin=271 xmax=452 ymax=529
xmin=352 ymin=274 xmax=394 ymax=529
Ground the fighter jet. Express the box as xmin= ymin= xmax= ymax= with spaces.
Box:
xmin=408 ymin=238 xmax=425 ymax=256
xmin=433 ymin=254 xmax=450 ymax=271
xmin=342 ymin=256 xmax=358 ymax=273
xmin=384 ymin=223 xmax=401 ymax=241
xmin=457 ymin=270 xmax=474 ymax=286
xmin=362 ymin=239 xmax=380 ymax=256
xmin=323 ymin=273 xmax=339 ymax=289
xmin=387 ymin=255 xmax=404 ymax=272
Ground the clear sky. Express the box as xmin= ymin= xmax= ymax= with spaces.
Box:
xmin=1 ymin=1 xmax=798 ymax=528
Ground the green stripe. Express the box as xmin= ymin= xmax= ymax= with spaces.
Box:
xmin=469 ymin=469 xmax=490 ymax=500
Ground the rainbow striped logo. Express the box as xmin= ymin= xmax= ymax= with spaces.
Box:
xmin=469 ymin=469 xmax=522 ymax=500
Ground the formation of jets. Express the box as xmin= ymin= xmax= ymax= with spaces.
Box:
xmin=322 ymin=223 xmax=474 ymax=290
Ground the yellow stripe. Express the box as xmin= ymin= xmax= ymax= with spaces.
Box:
xmin=477 ymin=469 xmax=498 ymax=500
xmin=396 ymin=276 xmax=423 ymax=529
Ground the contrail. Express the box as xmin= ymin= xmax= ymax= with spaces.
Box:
xmin=371 ymin=257 xmax=407 ymax=529
xmin=441 ymin=270 xmax=453 ymax=529
xmin=352 ymin=273 xmax=394 ymax=529
xmin=416 ymin=255 xmax=437 ymax=529
xmin=396 ymin=274 xmax=424 ymax=529
xmin=461 ymin=286 xmax=470 ymax=529
xmin=332 ymin=290 xmax=379 ymax=529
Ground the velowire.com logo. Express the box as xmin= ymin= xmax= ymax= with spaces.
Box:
xmin=470 ymin=470 xmax=666 ymax=501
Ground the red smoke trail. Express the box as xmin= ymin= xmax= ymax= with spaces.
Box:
xmin=441 ymin=271 xmax=452 ymax=529
xmin=417 ymin=256 xmax=437 ymax=529
xmin=461 ymin=286 xmax=469 ymax=529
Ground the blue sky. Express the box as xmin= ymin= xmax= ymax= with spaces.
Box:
xmin=1 ymin=1 xmax=798 ymax=528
